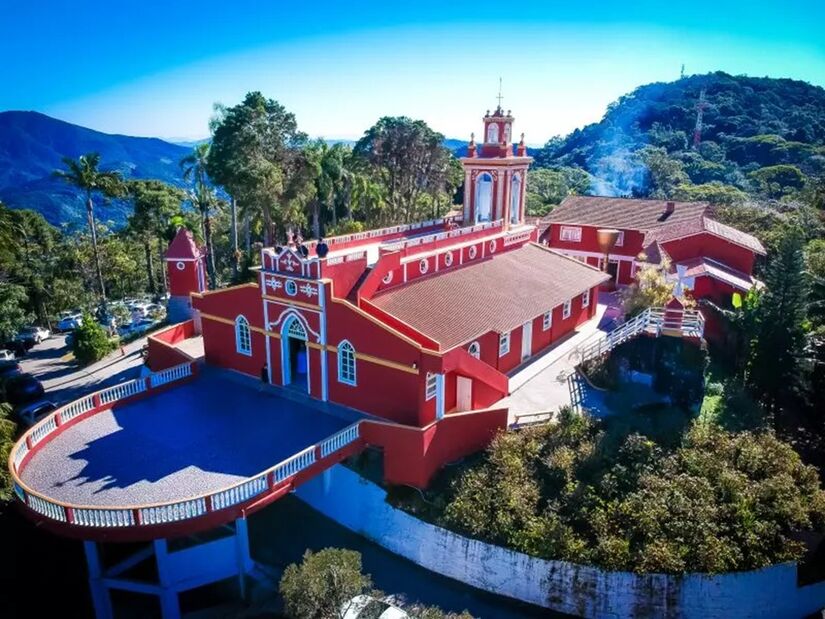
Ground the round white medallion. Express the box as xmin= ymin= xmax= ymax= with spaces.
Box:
xmin=176 ymin=261 xmax=185 ymax=271
xmin=285 ymin=280 xmax=298 ymax=296
xmin=443 ymin=252 xmax=453 ymax=267
xmin=468 ymin=246 xmax=478 ymax=260
xmin=489 ymin=240 xmax=497 ymax=253
xmin=382 ymin=271 xmax=393 ymax=285
xmin=419 ymin=259 xmax=429 ymax=274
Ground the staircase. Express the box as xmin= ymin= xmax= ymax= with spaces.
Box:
xmin=571 ymin=306 xmax=704 ymax=366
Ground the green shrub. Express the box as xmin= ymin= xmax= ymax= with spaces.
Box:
xmin=72 ymin=312 xmax=115 ymax=365
xmin=438 ymin=414 xmax=825 ymax=574
xmin=279 ymin=548 xmax=371 ymax=619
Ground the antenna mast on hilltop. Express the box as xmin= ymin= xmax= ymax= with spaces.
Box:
xmin=680 ymin=64 xmax=685 ymax=80
xmin=692 ymin=87 xmax=708 ymax=149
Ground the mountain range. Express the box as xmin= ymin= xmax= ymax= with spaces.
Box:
xmin=0 ymin=111 xmax=191 ymax=228
xmin=0 ymin=112 xmax=478 ymax=228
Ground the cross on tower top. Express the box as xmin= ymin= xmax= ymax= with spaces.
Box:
xmin=496 ymin=77 xmax=504 ymax=110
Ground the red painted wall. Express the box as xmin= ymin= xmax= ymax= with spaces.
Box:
xmin=547 ymin=224 xmax=645 ymax=259
xmin=167 ymin=258 xmax=204 ymax=297
xmin=661 ymin=233 xmax=756 ymax=275
xmin=361 ymin=408 xmax=509 ymax=488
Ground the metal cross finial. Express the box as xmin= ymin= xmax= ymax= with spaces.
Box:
xmin=496 ymin=77 xmax=503 ymax=108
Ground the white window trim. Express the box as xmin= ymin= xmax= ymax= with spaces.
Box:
xmin=468 ymin=341 xmax=481 ymax=359
xmin=337 ymin=340 xmax=357 ymax=386
xmin=582 ymin=290 xmax=590 ymax=308
xmin=562 ymin=300 xmax=572 ymax=319
xmin=499 ymin=332 xmax=511 ymax=357
xmin=615 ymin=231 xmax=625 ymax=247
xmin=425 ymin=372 xmax=438 ymax=401
xmin=560 ymin=226 xmax=582 ymax=242
xmin=235 ymin=315 xmax=252 ymax=356
xmin=543 ymin=311 xmax=552 ymax=331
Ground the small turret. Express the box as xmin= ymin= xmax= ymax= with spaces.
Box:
xmin=165 ymin=228 xmax=207 ymax=324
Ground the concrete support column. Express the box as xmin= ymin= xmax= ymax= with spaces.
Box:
xmin=84 ymin=541 xmax=114 ymax=619
xmin=235 ymin=517 xmax=252 ymax=600
xmin=153 ymin=539 xmax=181 ymax=619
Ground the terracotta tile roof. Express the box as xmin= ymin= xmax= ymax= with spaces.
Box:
xmin=166 ymin=228 xmax=203 ymax=260
xmin=546 ymin=195 xmax=765 ymax=256
xmin=370 ymin=243 xmax=609 ymax=350
xmin=547 ymin=196 xmax=710 ymax=231
xmin=702 ymin=218 xmax=766 ymax=255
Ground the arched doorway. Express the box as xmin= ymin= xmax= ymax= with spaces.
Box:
xmin=281 ymin=314 xmax=309 ymax=392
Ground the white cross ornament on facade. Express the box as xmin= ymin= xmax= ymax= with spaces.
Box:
xmin=283 ymin=254 xmax=298 ymax=272
xmin=266 ymin=277 xmax=282 ymax=291
xmin=300 ymin=283 xmax=317 ymax=298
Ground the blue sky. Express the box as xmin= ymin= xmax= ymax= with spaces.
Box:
xmin=3 ymin=1 xmax=824 ymax=143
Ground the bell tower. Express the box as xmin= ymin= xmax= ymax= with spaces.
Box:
xmin=461 ymin=89 xmax=532 ymax=229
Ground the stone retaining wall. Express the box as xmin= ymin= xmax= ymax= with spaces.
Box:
xmin=297 ymin=465 xmax=825 ymax=618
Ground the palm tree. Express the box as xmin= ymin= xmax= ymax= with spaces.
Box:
xmin=180 ymin=143 xmax=218 ymax=288
xmin=54 ymin=153 xmax=122 ymax=301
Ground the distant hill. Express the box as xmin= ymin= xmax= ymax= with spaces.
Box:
xmin=0 ymin=111 xmax=190 ymax=227
xmin=534 ymin=72 xmax=825 ymax=196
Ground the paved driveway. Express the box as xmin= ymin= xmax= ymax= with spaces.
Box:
xmin=17 ymin=333 xmax=148 ymax=405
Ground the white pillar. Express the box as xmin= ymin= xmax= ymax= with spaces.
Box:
xmin=435 ymin=373 xmax=446 ymax=420
xmin=84 ymin=541 xmax=114 ymax=619
xmin=463 ymin=171 xmax=471 ymax=222
xmin=235 ymin=517 xmax=252 ymax=600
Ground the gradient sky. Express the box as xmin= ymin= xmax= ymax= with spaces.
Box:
xmin=3 ymin=0 xmax=825 ymax=144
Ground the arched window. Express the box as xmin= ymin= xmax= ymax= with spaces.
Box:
xmin=235 ymin=315 xmax=251 ymax=356
xmin=468 ymin=341 xmax=481 ymax=359
xmin=338 ymin=340 xmax=356 ymax=386
xmin=503 ymin=123 xmax=511 ymax=144
xmin=510 ymin=173 xmax=522 ymax=225
xmin=475 ymin=173 xmax=493 ymax=223
xmin=486 ymin=123 xmax=499 ymax=144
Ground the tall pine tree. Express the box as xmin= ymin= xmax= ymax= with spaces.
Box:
xmin=748 ymin=229 xmax=808 ymax=417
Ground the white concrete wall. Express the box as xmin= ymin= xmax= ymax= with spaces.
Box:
xmin=298 ymin=465 xmax=825 ymax=619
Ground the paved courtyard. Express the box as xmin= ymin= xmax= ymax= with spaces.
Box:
xmin=503 ymin=293 xmax=622 ymax=424
xmin=20 ymin=368 xmax=357 ymax=506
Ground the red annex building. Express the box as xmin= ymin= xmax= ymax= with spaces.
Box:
xmin=537 ymin=196 xmax=766 ymax=304
xmin=188 ymin=106 xmax=607 ymax=429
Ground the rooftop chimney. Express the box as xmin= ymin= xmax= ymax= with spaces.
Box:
xmin=666 ymin=201 xmax=676 ymax=214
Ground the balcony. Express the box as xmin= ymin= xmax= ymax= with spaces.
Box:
xmin=10 ymin=365 xmax=364 ymax=541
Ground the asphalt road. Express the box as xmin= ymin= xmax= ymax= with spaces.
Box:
xmin=17 ymin=333 xmax=149 ymax=406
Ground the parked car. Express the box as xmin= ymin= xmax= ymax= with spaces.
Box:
xmin=0 ymin=349 xmax=14 ymax=362
xmin=3 ymin=374 xmax=45 ymax=407
xmin=342 ymin=596 xmax=408 ymax=619
xmin=56 ymin=313 xmax=83 ymax=332
xmin=0 ymin=362 xmax=21 ymax=379
xmin=15 ymin=325 xmax=51 ymax=344
xmin=15 ymin=400 xmax=58 ymax=426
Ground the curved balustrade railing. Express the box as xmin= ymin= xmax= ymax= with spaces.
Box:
xmin=9 ymin=369 xmax=362 ymax=529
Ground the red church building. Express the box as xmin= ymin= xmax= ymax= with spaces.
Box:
xmin=179 ymin=106 xmax=608 ymax=427
xmin=538 ymin=196 xmax=766 ymax=305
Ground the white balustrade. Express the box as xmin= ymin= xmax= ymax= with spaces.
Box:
xmin=272 ymin=446 xmax=316 ymax=484
xmin=28 ymin=416 xmax=57 ymax=447
xmin=73 ymin=507 xmax=135 ymax=527
xmin=320 ymin=424 xmax=360 ymax=458
xmin=211 ymin=474 xmax=268 ymax=511
xmin=139 ymin=498 xmax=207 ymax=525
xmin=99 ymin=378 xmax=147 ymax=405
xmin=149 ymin=363 xmax=192 ymax=388
xmin=27 ymin=494 xmax=66 ymax=522
xmin=60 ymin=393 xmax=96 ymax=422
xmin=13 ymin=441 xmax=29 ymax=471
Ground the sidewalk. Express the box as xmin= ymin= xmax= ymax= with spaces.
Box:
xmin=502 ymin=294 xmax=621 ymax=424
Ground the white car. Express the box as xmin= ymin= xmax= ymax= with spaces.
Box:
xmin=15 ymin=326 xmax=51 ymax=344
xmin=0 ymin=349 xmax=14 ymax=362
xmin=342 ymin=595 xmax=408 ymax=619
xmin=56 ymin=313 xmax=83 ymax=332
